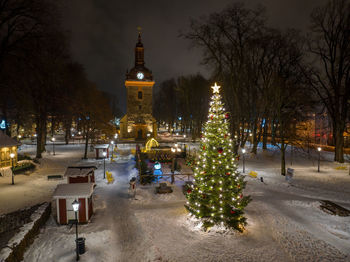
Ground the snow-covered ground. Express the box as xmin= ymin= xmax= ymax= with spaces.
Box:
xmin=0 ymin=143 xmax=95 ymax=215
xmin=20 ymin=144 xmax=350 ymax=261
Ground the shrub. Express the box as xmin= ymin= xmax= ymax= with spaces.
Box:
xmin=13 ymin=163 xmax=35 ymax=174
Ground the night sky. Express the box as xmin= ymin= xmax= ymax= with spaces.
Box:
xmin=61 ymin=0 xmax=324 ymax=112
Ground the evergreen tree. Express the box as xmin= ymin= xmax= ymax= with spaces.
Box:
xmin=185 ymin=83 xmax=250 ymax=231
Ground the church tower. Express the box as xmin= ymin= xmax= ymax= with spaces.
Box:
xmin=119 ymin=32 xmax=157 ymax=140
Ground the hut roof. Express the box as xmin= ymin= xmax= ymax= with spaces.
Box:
xmin=53 ymin=183 xmax=94 ymax=198
xmin=0 ymin=132 xmax=20 ymax=147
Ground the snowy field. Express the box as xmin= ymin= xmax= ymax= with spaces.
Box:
xmin=17 ymin=144 xmax=350 ymax=261
xmin=0 ymin=143 xmax=96 ymax=215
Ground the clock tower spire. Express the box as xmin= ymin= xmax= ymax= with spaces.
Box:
xmin=120 ymin=30 xmax=157 ymax=140
xmin=135 ymin=31 xmax=144 ymax=66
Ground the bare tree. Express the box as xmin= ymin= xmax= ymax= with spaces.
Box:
xmin=307 ymin=0 xmax=350 ymax=162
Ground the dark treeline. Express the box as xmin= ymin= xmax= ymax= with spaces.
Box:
xmin=154 ymin=74 xmax=210 ymax=139
xmin=0 ymin=0 xmax=115 ymax=158
xmin=155 ymin=0 xmax=349 ymax=170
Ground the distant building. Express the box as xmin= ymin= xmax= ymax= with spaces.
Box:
xmin=120 ymin=32 xmax=157 ymax=140
xmin=0 ymin=131 xmax=20 ymax=168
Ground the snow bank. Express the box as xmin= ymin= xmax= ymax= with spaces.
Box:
xmin=0 ymin=202 xmax=50 ymax=262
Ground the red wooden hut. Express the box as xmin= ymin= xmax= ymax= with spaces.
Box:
xmin=94 ymin=144 xmax=109 ymax=159
xmin=64 ymin=165 xmax=97 ymax=184
xmin=53 ymin=183 xmax=94 ymax=224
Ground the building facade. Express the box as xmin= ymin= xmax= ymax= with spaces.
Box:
xmin=120 ymin=32 xmax=157 ymax=140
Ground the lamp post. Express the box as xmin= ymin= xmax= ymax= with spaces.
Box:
xmin=242 ymin=148 xmax=246 ymax=173
xmin=72 ymin=134 xmax=75 ymax=145
xmin=72 ymin=199 xmax=80 ymax=261
xmin=52 ymin=137 xmax=56 ymax=155
xmin=317 ymin=147 xmax=322 ymax=172
xmin=103 ymin=151 xmax=107 ymax=179
xmin=110 ymin=141 xmax=114 ymax=160
xmin=10 ymin=153 xmax=15 ymax=185
xmin=171 ymin=144 xmax=181 ymax=183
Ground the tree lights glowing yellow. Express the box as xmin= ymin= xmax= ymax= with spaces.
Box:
xmin=185 ymin=83 xmax=250 ymax=231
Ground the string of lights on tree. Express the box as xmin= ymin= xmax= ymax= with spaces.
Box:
xmin=185 ymin=83 xmax=250 ymax=231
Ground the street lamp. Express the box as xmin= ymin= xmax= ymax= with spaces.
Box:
xmin=72 ymin=134 xmax=75 ymax=145
xmin=72 ymin=199 xmax=80 ymax=261
xmin=242 ymin=148 xmax=246 ymax=173
xmin=52 ymin=137 xmax=56 ymax=155
xmin=110 ymin=141 xmax=114 ymax=160
xmin=317 ymin=147 xmax=322 ymax=172
xmin=10 ymin=153 xmax=15 ymax=185
xmin=103 ymin=151 xmax=107 ymax=179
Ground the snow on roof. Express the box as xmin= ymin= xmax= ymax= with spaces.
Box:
xmin=53 ymin=183 xmax=94 ymax=198
xmin=0 ymin=131 xmax=20 ymax=147
xmin=64 ymin=167 xmax=95 ymax=177
xmin=94 ymin=144 xmax=109 ymax=149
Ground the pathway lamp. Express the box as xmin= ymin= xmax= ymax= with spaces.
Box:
xmin=111 ymin=141 xmax=114 ymax=160
xmin=72 ymin=200 xmax=80 ymax=261
xmin=52 ymin=137 xmax=56 ymax=155
xmin=10 ymin=153 xmax=15 ymax=185
xmin=317 ymin=147 xmax=322 ymax=172
xmin=242 ymin=148 xmax=246 ymax=173
xmin=103 ymin=151 xmax=107 ymax=178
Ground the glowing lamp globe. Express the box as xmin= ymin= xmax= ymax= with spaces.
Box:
xmin=10 ymin=153 xmax=15 ymax=159
xmin=317 ymin=147 xmax=322 ymax=152
xmin=72 ymin=199 xmax=80 ymax=212
xmin=242 ymin=148 xmax=246 ymax=154
xmin=111 ymin=141 xmax=114 ymax=145
xmin=102 ymin=151 xmax=107 ymax=157
xmin=52 ymin=137 xmax=55 ymax=142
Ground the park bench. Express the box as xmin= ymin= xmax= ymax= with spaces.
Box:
xmin=47 ymin=175 xmax=63 ymax=180
xmin=319 ymin=200 xmax=350 ymax=216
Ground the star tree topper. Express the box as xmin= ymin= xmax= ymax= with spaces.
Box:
xmin=211 ymin=82 xmax=220 ymax=93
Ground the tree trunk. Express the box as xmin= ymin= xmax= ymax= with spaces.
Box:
xmin=35 ymin=115 xmax=47 ymax=158
xmin=281 ymin=139 xmax=286 ymax=176
xmin=83 ymin=127 xmax=89 ymax=159
xmin=333 ymin=124 xmax=345 ymax=162
xmin=64 ymin=119 xmax=71 ymax=145
xmin=252 ymin=120 xmax=263 ymax=154
xmin=262 ymin=119 xmax=268 ymax=150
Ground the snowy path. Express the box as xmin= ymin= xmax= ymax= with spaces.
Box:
xmin=99 ymin=160 xmax=148 ymax=262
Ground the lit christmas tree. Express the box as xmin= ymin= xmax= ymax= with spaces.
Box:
xmin=185 ymin=83 xmax=250 ymax=232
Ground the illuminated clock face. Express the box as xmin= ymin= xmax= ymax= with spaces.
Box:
xmin=137 ymin=72 xmax=144 ymax=80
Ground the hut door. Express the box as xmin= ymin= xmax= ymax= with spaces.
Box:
xmin=66 ymin=198 xmax=76 ymax=222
